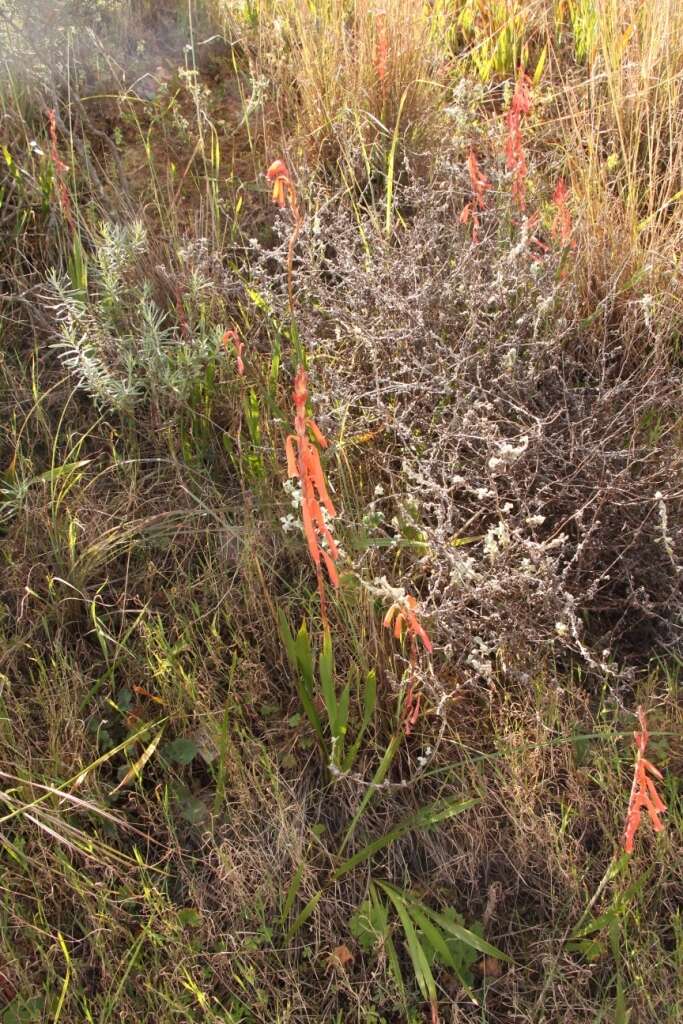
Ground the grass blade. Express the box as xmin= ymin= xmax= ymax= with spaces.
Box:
xmin=334 ymin=797 xmax=475 ymax=879
xmin=280 ymin=862 xmax=305 ymax=928
xmin=286 ymin=890 xmax=322 ymax=941
xmin=422 ymin=904 xmax=511 ymax=963
xmin=380 ymin=882 xmax=436 ymax=1007
xmin=337 ymin=732 xmax=401 ymax=855
xmin=319 ymin=626 xmax=336 ymax=735
xmin=385 ymin=90 xmax=408 ymax=238
xmin=111 ymin=729 xmax=164 ymax=794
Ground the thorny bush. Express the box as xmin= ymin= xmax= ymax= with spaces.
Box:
xmin=248 ymin=157 xmax=683 ymax=692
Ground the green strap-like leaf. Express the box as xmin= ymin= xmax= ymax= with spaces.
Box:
xmin=422 ymin=904 xmax=511 ymax=963
xmin=319 ymin=627 xmax=336 ymax=734
xmin=280 ymin=862 xmax=305 ymax=927
xmin=334 ymin=797 xmax=476 ymax=879
xmin=381 ymin=883 xmax=436 ymax=1007
xmin=409 ymin=904 xmax=479 ymax=1006
xmin=285 ymin=889 xmax=322 ymax=940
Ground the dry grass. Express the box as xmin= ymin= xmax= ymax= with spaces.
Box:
xmin=549 ymin=0 xmax=683 ymax=332
xmin=223 ymin=0 xmax=449 ymax=169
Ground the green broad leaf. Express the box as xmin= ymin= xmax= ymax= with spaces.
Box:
xmin=533 ymin=44 xmax=548 ymax=85
xmin=414 ymin=797 xmax=478 ymax=828
xmin=434 ymin=907 xmax=482 ymax=974
xmin=333 ymin=821 xmax=408 ymax=880
xmin=36 ymin=459 xmax=91 ymax=483
xmin=115 ymin=687 xmax=133 ymax=713
xmin=293 ymin=623 xmax=325 ymax=746
xmin=279 ymin=612 xmax=324 ymax=749
xmin=177 ymin=908 xmax=202 ymax=928
xmin=337 ymin=680 xmax=350 ymax=736
xmin=349 ymin=893 xmax=390 ymax=952
xmin=112 ymin=729 xmax=164 ymax=792
xmin=171 ymin=783 xmax=209 ymax=825
xmin=566 ymin=937 xmax=606 ymax=961
xmin=570 ymin=908 xmax=619 ymax=940
xmin=338 ymin=732 xmax=402 ymax=854
xmin=163 ymin=737 xmax=199 ymax=766
xmin=449 ymin=534 xmax=484 ymax=548
xmin=411 ymin=904 xmax=458 ymax=970
xmin=335 ymin=797 xmax=475 ymax=880
xmin=3 ymin=995 xmax=47 ymax=1024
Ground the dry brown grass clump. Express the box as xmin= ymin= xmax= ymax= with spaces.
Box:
xmin=547 ymin=0 xmax=683 ymax=333
xmin=224 ymin=0 xmax=449 ymax=169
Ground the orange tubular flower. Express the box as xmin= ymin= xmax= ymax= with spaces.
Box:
xmin=505 ymin=70 xmax=532 ymax=211
xmin=383 ymin=594 xmax=432 ymax=654
xmin=623 ymin=706 xmax=667 ymax=854
xmin=222 ymin=328 xmax=245 ymax=376
xmin=285 ymin=367 xmax=339 ymax=605
xmin=266 ymin=159 xmax=299 ymax=220
xmin=266 ymin=159 xmax=302 ymax=314
xmin=460 ymin=148 xmax=492 ymax=243
xmin=383 ymin=593 xmax=432 ymax=736
xmin=266 ymin=159 xmax=289 ymax=208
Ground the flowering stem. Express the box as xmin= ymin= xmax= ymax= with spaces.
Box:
xmin=266 ymin=159 xmax=302 ymax=317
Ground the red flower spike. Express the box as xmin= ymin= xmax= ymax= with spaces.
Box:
xmin=505 ymin=70 xmax=532 ymax=211
xmin=266 ymin=160 xmax=290 ymax=209
xmin=467 ymin=149 xmax=492 ymax=209
xmin=383 ymin=594 xmax=432 ymax=655
xmin=265 ymin=159 xmax=303 ymax=314
xmin=322 ymin=550 xmax=339 ymax=589
xmin=403 ymin=679 xmax=421 ymax=737
xmin=222 ymin=328 xmax=245 ymax=376
xmin=383 ymin=593 xmax=432 ymax=738
xmin=510 ymin=71 xmax=532 ymax=117
xmin=266 ymin=159 xmax=300 ymax=222
xmin=461 ymin=149 xmax=491 ymax=243
xmin=285 ymin=435 xmax=298 ymax=478
xmin=307 ymin=450 xmax=336 ymax=518
xmin=306 ymin=417 xmax=328 ymax=449
xmin=285 ymin=367 xmax=339 ymax=620
xmin=623 ymin=706 xmax=667 ymax=854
